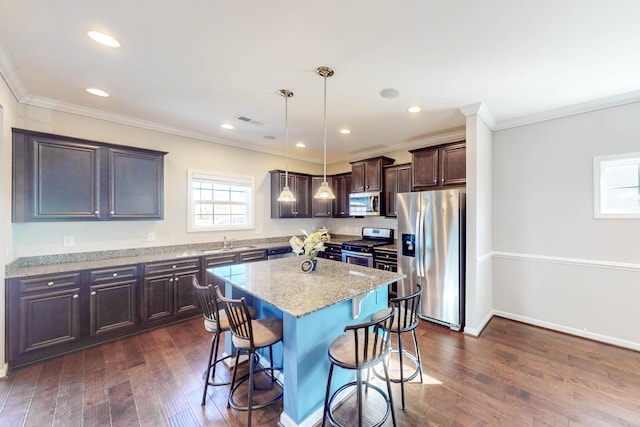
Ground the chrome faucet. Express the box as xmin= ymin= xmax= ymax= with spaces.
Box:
xmin=223 ymin=236 xmax=236 ymax=249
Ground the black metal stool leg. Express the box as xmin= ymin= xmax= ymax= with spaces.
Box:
xmin=398 ymin=331 xmax=406 ymax=410
xmin=322 ymin=364 xmax=335 ymax=427
xmin=412 ymin=328 xmax=423 ymax=383
xmin=383 ymin=358 xmax=397 ymax=427
xmin=201 ymin=332 xmax=217 ymax=405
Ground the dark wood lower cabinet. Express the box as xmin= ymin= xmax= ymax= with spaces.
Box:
xmin=89 ymin=266 xmax=138 ymax=336
xmin=6 ymin=247 xmax=271 ymax=368
xmin=16 ymin=287 xmax=82 ymax=358
xmin=142 ymin=258 xmax=200 ymax=323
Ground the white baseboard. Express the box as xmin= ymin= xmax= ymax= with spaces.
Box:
xmin=493 ymin=310 xmax=640 ymax=352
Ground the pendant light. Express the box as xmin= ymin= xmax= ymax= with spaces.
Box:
xmin=277 ymin=89 xmax=296 ymax=202
xmin=313 ymin=66 xmax=336 ymax=200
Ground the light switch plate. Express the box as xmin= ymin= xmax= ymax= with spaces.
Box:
xmin=63 ymin=236 xmax=75 ymax=247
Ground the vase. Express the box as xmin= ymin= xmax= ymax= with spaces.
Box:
xmin=300 ymin=258 xmax=317 ymax=273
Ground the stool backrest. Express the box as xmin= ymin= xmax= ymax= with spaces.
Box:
xmin=192 ymin=277 xmax=221 ymax=323
xmin=346 ymin=307 xmax=395 ymax=369
xmin=390 ymin=285 xmax=422 ymax=333
xmin=214 ymin=286 xmax=255 ymax=347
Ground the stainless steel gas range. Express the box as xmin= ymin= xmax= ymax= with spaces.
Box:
xmin=341 ymin=227 xmax=394 ymax=268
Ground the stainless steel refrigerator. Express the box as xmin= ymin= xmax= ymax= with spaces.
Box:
xmin=397 ymin=189 xmax=465 ymax=331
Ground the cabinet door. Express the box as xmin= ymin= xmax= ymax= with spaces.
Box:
xmin=397 ymin=165 xmax=412 ymax=193
xmin=332 ymin=174 xmax=348 ymax=218
xmin=293 ymin=175 xmax=311 ymax=218
xmin=312 ymin=176 xmax=333 ymax=217
xmin=16 ymin=288 xmax=82 ymax=357
xmin=109 ymin=149 xmax=164 ymax=219
xmin=440 ymin=143 xmax=466 ymax=186
xmin=16 ymin=135 xmax=102 ymax=221
xmin=351 ymin=163 xmax=366 ymax=192
xmin=174 ymin=272 xmax=199 ymax=315
xmin=89 ymin=280 xmax=137 ymax=336
xmin=412 ymin=148 xmax=439 ymax=190
xmin=142 ymin=276 xmax=173 ymax=322
xmin=363 ymin=159 xmax=383 ymax=192
xmin=384 ymin=167 xmax=398 ymax=217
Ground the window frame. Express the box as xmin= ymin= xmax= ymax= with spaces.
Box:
xmin=593 ymin=152 xmax=640 ymax=219
xmin=187 ymin=168 xmax=255 ymax=232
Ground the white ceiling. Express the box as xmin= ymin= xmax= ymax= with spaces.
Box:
xmin=1 ymin=1 xmax=639 ymax=164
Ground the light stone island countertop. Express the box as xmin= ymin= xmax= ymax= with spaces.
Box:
xmin=210 ymin=255 xmax=405 ymax=318
xmin=5 ymin=235 xmax=363 ymax=279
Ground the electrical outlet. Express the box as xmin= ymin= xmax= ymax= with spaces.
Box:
xmin=63 ymin=236 xmax=75 ymax=247
xmin=147 ymin=232 xmax=156 ymax=242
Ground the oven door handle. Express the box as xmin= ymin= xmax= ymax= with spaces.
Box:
xmin=342 ymin=250 xmax=373 ymax=257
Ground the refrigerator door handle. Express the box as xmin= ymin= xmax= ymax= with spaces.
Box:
xmin=416 ymin=198 xmax=425 ymax=278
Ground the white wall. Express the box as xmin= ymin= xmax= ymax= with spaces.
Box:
xmin=492 ymin=102 xmax=640 ymax=350
xmin=461 ymin=105 xmax=494 ymax=336
xmin=1 ymin=73 xmax=21 ymax=375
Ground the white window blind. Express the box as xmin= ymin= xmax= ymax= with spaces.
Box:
xmin=188 ymin=169 xmax=254 ymax=231
xmin=594 ymin=153 xmax=640 ymax=218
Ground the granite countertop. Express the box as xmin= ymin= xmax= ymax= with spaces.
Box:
xmin=210 ymin=256 xmax=405 ymax=318
xmin=5 ymin=234 xmax=360 ymax=279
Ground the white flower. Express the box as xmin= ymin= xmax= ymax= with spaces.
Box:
xmin=289 ymin=229 xmax=326 ymax=259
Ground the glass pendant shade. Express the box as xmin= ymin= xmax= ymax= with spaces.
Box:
xmin=277 ymin=89 xmax=296 ymax=202
xmin=277 ymin=186 xmax=296 ymax=202
xmin=314 ymin=181 xmax=335 ymax=199
xmin=314 ymin=66 xmax=336 ymax=200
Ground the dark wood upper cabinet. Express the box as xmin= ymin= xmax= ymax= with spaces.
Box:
xmin=411 ymin=141 xmax=466 ymax=191
xmin=12 ymin=128 xmax=167 ymax=222
xmin=349 ymin=156 xmax=394 ymax=192
xmin=312 ymin=176 xmax=333 ymax=217
xmin=384 ymin=163 xmax=412 ymax=217
xmin=270 ymin=170 xmax=312 ymax=218
xmin=332 ymin=173 xmax=352 ymax=218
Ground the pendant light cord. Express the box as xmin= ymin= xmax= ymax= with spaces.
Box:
xmin=285 ymin=94 xmax=289 ymax=187
xmin=323 ymin=73 xmax=327 ymax=182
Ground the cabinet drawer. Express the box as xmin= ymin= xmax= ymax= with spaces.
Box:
xmin=90 ymin=266 xmax=138 ymax=283
xmin=143 ymin=258 xmax=201 ymax=276
xmin=203 ymin=253 xmax=238 ymax=268
xmin=17 ymin=272 xmax=82 ymax=294
xmin=238 ymin=250 xmax=267 ymax=263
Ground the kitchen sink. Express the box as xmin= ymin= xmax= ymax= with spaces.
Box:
xmin=201 ymin=246 xmax=256 ymax=254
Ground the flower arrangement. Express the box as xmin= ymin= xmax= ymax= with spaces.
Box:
xmin=290 ymin=228 xmax=330 ymax=260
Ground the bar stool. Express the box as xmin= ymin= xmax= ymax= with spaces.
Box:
xmin=215 ymin=286 xmax=283 ymax=427
xmin=323 ymin=307 xmax=396 ymax=427
xmin=192 ymin=278 xmax=257 ymax=406
xmin=372 ymin=285 xmax=423 ymax=410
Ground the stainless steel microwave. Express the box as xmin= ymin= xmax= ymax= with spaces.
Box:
xmin=349 ymin=191 xmax=381 ymax=216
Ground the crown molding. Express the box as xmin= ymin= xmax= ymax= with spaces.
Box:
xmin=0 ymin=39 xmax=27 ymax=101
xmin=459 ymin=102 xmax=496 ymax=129
xmin=493 ymin=91 xmax=640 ymax=131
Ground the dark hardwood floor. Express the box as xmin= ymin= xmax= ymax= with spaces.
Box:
xmin=1 ymin=315 xmax=639 ymax=426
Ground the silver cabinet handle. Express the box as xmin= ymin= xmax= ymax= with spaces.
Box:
xmin=91 ymin=291 xmax=96 ymax=296
xmin=112 ymin=273 xmax=118 ymax=277
xmin=72 ymin=294 xmax=79 ymax=299
xmin=172 ymin=265 xmax=177 ymax=269
xmin=110 ymin=210 xmax=115 ymax=214
xmin=47 ymin=281 xmax=54 ymax=286
xmin=94 ymin=210 xmax=100 ymax=214
xmin=169 ymin=278 xmax=174 ymax=282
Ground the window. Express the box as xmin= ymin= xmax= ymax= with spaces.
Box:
xmin=188 ymin=169 xmax=254 ymax=231
xmin=594 ymin=153 xmax=640 ymax=218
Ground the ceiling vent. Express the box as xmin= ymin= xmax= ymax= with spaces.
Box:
xmin=236 ymin=115 xmax=264 ymax=126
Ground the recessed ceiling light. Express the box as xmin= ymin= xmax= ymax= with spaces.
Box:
xmin=86 ymin=88 xmax=110 ymax=97
xmin=408 ymin=106 xmax=422 ymax=113
xmin=221 ymin=123 xmax=234 ymax=130
xmin=380 ymin=88 xmax=400 ymax=99
xmin=339 ymin=129 xmax=351 ymax=135
xmin=87 ymin=31 xmax=121 ymax=48
xmin=296 ymin=142 xmax=306 ymax=148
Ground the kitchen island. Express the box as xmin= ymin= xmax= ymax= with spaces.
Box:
xmin=209 ymin=256 xmax=405 ymax=427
